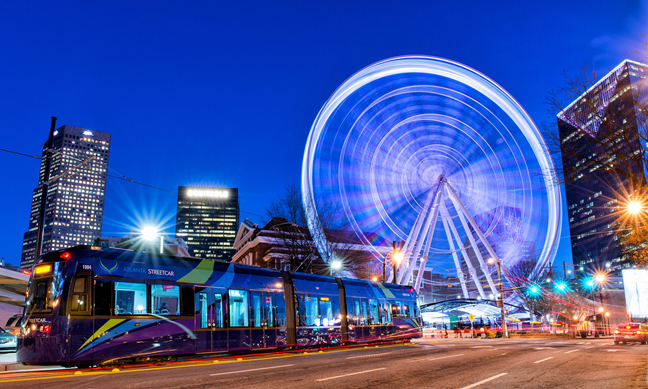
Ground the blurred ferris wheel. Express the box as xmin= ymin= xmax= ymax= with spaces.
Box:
xmin=302 ymin=56 xmax=561 ymax=297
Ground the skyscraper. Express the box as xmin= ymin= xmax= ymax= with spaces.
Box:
xmin=175 ymin=186 xmax=239 ymax=260
xmin=20 ymin=125 xmax=111 ymax=269
xmin=558 ymin=60 xmax=648 ymax=274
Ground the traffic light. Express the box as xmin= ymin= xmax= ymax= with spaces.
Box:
xmin=556 ymin=282 xmax=567 ymax=291
xmin=529 ymin=286 xmax=539 ymax=295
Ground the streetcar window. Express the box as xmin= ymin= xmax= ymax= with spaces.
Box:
xmin=95 ymin=280 xmax=113 ymax=316
xmin=151 ymin=285 xmax=179 ymax=315
xmin=360 ymin=299 xmax=368 ymax=325
xmin=303 ymin=295 xmax=318 ymax=326
xmin=198 ymin=292 xmax=208 ymax=328
xmin=229 ymin=290 xmax=249 ymax=327
xmin=319 ymin=297 xmax=333 ymax=326
xmin=73 ymin=277 xmax=86 ymax=293
xmin=404 ymin=302 xmax=412 ymax=317
xmin=368 ymin=299 xmax=379 ymax=325
xmin=252 ymin=294 xmax=262 ymax=327
xmin=115 ymin=282 xmax=147 ymax=315
xmin=265 ymin=292 xmax=274 ymax=327
xmin=214 ymin=294 xmax=224 ymax=328
xmin=353 ymin=299 xmax=360 ymax=325
xmin=70 ymin=276 xmax=88 ymax=312
xmin=276 ymin=292 xmax=286 ymax=327
xmin=383 ymin=302 xmax=392 ymax=324
xmin=34 ymin=281 xmax=48 ymax=310
xmin=392 ymin=301 xmax=404 ymax=315
xmin=70 ymin=294 xmax=87 ymax=312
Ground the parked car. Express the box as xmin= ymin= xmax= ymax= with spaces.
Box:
xmin=4 ymin=315 xmax=22 ymax=337
xmin=0 ymin=328 xmax=16 ymax=352
xmin=614 ymin=322 xmax=648 ymax=344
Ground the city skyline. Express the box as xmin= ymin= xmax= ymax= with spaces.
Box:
xmin=20 ymin=124 xmax=111 ymax=269
xmin=1 ymin=1 xmax=647 ymax=268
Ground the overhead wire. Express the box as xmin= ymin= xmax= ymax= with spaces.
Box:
xmin=0 ymin=146 xmax=267 ymax=219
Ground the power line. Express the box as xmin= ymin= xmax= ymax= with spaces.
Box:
xmin=0 ymin=146 xmax=267 ymax=220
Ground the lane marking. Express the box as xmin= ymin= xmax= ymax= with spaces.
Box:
xmin=469 ymin=346 xmax=493 ymax=348
xmin=316 ymin=368 xmax=386 ymax=382
xmin=534 ymin=357 xmax=553 ymax=363
xmin=459 ymin=372 xmax=509 ymax=389
xmin=577 ymin=342 xmax=585 ymax=344
xmin=534 ymin=347 xmax=555 ymax=350
xmin=347 ymin=352 xmax=391 ymax=359
xmin=607 ymin=350 xmax=619 ymax=352
xmin=428 ymin=354 xmax=465 ymax=361
xmin=565 ymin=350 xmax=578 ymax=354
xmin=209 ymin=364 xmax=294 ymax=376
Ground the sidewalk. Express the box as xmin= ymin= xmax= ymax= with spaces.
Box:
xmin=0 ymin=352 xmax=66 ymax=372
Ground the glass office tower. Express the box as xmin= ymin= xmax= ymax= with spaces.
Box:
xmin=175 ymin=186 xmax=239 ymax=260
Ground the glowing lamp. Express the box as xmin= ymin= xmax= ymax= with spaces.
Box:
xmin=628 ymin=201 xmax=642 ymax=214
xmin=60 ymin=252 xmax=71 ymax=259
xmin=595 ymin=274 xmax=605 ymax=282
xmin=393 ymin=252 xmax=404 ymax=264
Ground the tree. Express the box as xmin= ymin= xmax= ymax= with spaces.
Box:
xmin=505 ymin=260 xmax=590 ymax=331
xmin=265 ymin=184 xmax=381 ymax=279
xmin=542 ymin=33 xmax=648 ymax=267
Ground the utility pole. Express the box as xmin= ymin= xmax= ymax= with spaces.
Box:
xmin=496 ymin=260 xmax=509 ymax=338
xmin=392 ymin=240 xmax=398 ymax=284
xmin=34 ymin=117 xmax=57 ymax=260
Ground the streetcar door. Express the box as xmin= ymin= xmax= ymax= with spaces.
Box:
xmin=212 ymin=289 xmax=227 ymax=352
xmin=195 ymin=288 xmax=212 ymax=353
xmin=250 ymin=290 xmax=277 ymax=349
xmin=250 ymin=291 xmax=265 ymax=348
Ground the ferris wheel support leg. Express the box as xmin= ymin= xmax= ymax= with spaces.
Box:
xmin=445 ymin=183 xmax=503 ymax=268
xmin=398 ymin=186 xmax=437 ymax=284
xmin=411 ymin=186 xmax=443 ymax=291
xmin=440 ymin=203 xmax=486 ymax=299
xmin=444 ymin=186 xmax=498 ymax=296
xmin=440 ymin=210 xmax=470 ymax=298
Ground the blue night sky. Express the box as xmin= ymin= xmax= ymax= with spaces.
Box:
xmin=0 ymin=0 xmax=646 ymax=269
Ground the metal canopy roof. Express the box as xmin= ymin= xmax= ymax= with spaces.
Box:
xmin=0 ymin=267 xmax=28 ymax=307
xmin=421 ymin=298 xmax=527 ymax=318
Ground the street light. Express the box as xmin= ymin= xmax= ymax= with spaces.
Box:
xmin=628 ymin=201 xmax=643 ymax=215
xmin=487 ymin=257 xmax=509 ymax=338
xmin=140 ymin=226 xmax=164 ymax=254
xmin=382 ymin=241 xmax=403 ymax=284
xmin=330 ymin=259 xmax=342 ymax=276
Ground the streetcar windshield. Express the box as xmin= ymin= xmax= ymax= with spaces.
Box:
xmin=25 ymin=262 xmax=64 ymax=314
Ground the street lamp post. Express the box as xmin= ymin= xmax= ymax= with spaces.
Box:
xmin=382 ymin=241 xmax=403 ymax=284
xmin=488 ymin=258 xmax=510 ymax=338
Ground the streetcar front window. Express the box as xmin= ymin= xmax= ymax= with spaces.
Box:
xmin=25 ymin=262 xmax=63 ymax=314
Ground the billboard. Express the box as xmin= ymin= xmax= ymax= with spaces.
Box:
xmin=622 ymin=269 xmax=648 ymax=318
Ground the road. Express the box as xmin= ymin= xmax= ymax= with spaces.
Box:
xmin=0 ymin=338 xmax=646 ymax=388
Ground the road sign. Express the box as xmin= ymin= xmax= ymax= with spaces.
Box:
xmin=469 ymin=314 xmax=475 ymax=322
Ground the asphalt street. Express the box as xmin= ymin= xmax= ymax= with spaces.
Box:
xmin=0 ymin=338 xmax=646 ymax=388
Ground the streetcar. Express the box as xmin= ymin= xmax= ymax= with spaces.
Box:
xmin=17 ymin=246 xmax=422 ymax=367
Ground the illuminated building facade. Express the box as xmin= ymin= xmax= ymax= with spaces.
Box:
xmin=558 ymin=60 xmax=648 ymax=274
xmin=175 ymin=186 xmax=239 ymax=260
xmin=20 ymin=125 xmax=111 ymax=269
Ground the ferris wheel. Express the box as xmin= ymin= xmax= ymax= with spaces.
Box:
xmin=302 ymin=56 xmax=561 ymax=297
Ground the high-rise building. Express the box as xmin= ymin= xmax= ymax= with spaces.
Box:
xmin=20 ymin=125 xmax=111 ymax=268
xmin=558 ymin=60 xmax=648 ymax=274
xmin=175 ymin=186 xmax=239 ymax=260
